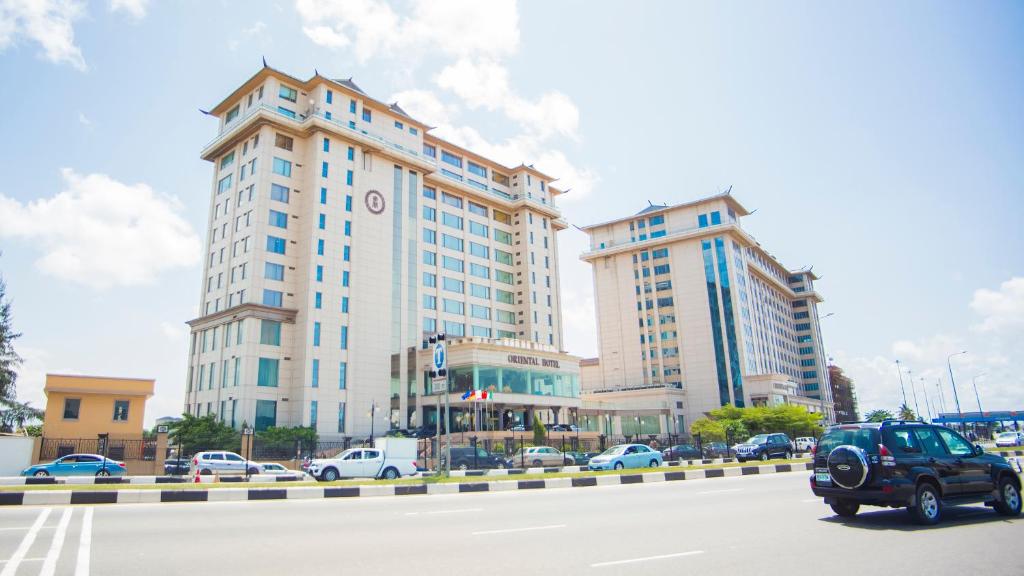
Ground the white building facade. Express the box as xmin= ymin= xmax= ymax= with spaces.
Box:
xmin=579 ymin=193 xmax=834 ymax=431
xmin=184 ymin=66 xmax=579 ymax=439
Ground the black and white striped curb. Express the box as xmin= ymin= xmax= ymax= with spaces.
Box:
xmin=443 ymin=457 xmax=811 ymax=477
xmin=0 ymin=474 xmax=309 ymax=486
xmin=0 ymin=462 xmax=813 ymax=507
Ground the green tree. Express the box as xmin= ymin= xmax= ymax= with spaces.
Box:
xmin=0 ymin=398 xmax=43 ymax=434
xmin=0 ymin=275 xmax=22 ymax=400
xmin=257 ymin=425 xmax=318 ymax=445
xmin=898 ymin=404 xmax=917 ymax=421
xmin=167 ymin=413 xmax=240 ymax=454
xmin=532 ymin=414 xmax=546 ymax=446
xmin=865 ymin=409 xmax=895 ymax=423
xmin=690 ymin=418 xmax=725 ymax=442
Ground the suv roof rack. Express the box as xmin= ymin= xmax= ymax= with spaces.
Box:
xmin=833 ymin=419 xmax=928 ymax=426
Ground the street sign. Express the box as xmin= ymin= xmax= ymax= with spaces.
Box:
xmin=432 ymin=341 xmax=446 ymax=378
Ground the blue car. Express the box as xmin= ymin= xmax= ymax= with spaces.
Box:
xmin=22 ymin=454 xmax=127 ymax=477
xmin=588 ymin=444 xmax=663 ymax=471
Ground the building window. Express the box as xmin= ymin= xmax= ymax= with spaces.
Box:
xmin=260 ymin=320 xmax=281 ymax=345
xmin=423 ymin=206 xmax=436 ymax=221
xmin=279 ymin=85 xmax=298 ymax=102
xmin=225 ymin=105 xmax=239 ymax=123
xmin=113 ymin=400 xmax=130 ymax=422
xmin=442 ymin=234 xmax=463 ymax=251
xmin=339 ymin=363 xmax=347 ymax=390
xmin=423 ymin=143 xmax=436 ymax=158
xmin=315 ymin=292 xmax=322 ymax=309
xmin=313 ymin=321 xmax=322 ymax=346
xmin=394 ymin=120 xmax=404 ymax=129
xmin=340 ymin=326 xmax=349 ymax=349
xmin=326 ymin=89 xmax=333 ymax=104
xmin=441 ymin=212 xmax=463 ymax=230
xmin=467 ymin=162 xmax=487 ymax=178
xmin=257 ymin=358 xmax=280 ymax=387
xmin=349 ymin=99 xmax=356 ymax=113
xmin=265 ymin=262 xmax=284 ymax=281
xmin=494 ymin=230 xmax=512 ymax=245
xmin=262 ymin=289 xmax=283 ymax=307
xmin=337 ymin=402 xmax=346 ymax=432
xmin=469 ymin=221 xmax=488 ymax=237
xmin=345 ymin=195 xmax=353 ymax=212
xmin=269 ymin=209 xmax=288 ymax=228
xmin=442 ymin=255 xmax=463 ymax=273
xmin=362 ymin=108 xmax=372 ymax=122
xmin=441 ymin=192 xmax=462 ymax=208
xmin=272 ymin=157 xmax=291 ymax=177
xmin=255 ymin=400 xmax=277 ymax=431
xmin=266 ymin=235 xmax=286 ymax=255
xmin=63 ymin=398 xmax=81 ymax=420
xmin=271 ymin=183 xmax=290 ymax=203
xmin=342 ymin=296 xmax=349 ymax=313
xmin=441 ymin=151 xmax=462 ymax=168
xmin=275 ymin=133 xmax=294 ymax=151
xmin=442 ymin=277 xmax=464 ymax=293
xmin=710 ymin=211 xmax=722 ymax=225
xmin=217 ymin=174 xmax=232 ymax=194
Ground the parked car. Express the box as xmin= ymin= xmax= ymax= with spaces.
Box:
xmin=258 ymin=462 xmax=305 ymax=475
xmin=190 ymin=451 xmax=261 ymax=476
xmin=995 ymin=431 xmax=1024 ymax=447
xmin=702 ymin=442 xmax=730 ymax=459
xmin=811 ymin=420 xmax=1021 ymax=524
xmin=163 ymin=457 xmax=190 ymax=475
xmin=588 ymin=444 xmax=663 ymax=471
xmin=22 ymin=454 xmax=126 ymax=477
xmin=795 ymin=437 xmax=817 ymax=452
xmin=384 ymin=428 xmax=414 ymax=438
xmin=510 ymin=424 xmax=527 ymax=432
xmin=544 ymin=423 xmax=577 ymax=432
xmin=734 ymin=434 xmax=794 ymax=462
xmin=662 ymin=444 xmax=702 ymax=461
xmin=442 ymin=447 xmax=506 ymax=470
xmin=505 ymin=446 xmax=574 ymax=468
xmin=308 ymin=438 xmax=418 ymax=481
xmin=565 ymin=451 xmax=597 ymax=466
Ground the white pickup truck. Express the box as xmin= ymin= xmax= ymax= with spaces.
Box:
xmin=308 ymin=438 xmax=418 ymax=481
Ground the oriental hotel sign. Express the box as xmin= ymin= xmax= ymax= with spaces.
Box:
xmin=507 ymin=355 xmax=560 ymax=369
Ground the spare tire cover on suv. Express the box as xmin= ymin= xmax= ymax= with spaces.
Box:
xmin=827 ymin=445 xmax=870 ymax=489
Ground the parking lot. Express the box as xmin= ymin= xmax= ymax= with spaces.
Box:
xmin=1 ymin=471 xmax=1021 ymax=575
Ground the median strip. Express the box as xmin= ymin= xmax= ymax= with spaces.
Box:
xmin=0 ymin=461 xmax=813 ymax=507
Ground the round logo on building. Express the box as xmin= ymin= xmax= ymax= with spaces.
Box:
xmin=365 ymin=190 xmax=385 ymax=214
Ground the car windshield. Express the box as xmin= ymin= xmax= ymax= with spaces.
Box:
xmin=998 ymin=432 xmax=1017 ymax=438
xmin=818 ymin=427 xmax=880 ymax=455
xmin=601 ymin=446 xmax=628 ymax=456
xmin=747 ymin=435 xmax=769 ymax=444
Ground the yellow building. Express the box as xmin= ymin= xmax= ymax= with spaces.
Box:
xmin=42 ymin=374 xmax=155 ymax=439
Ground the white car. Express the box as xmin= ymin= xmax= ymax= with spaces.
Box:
xmin=190 ymin=451 xmax=260 ymax=476
xmin=308 ymin=438 xmax=418 ymax=481
xmin=995 ymin=431 xmax=1024 ymax=447
xmin=258 ymin=462 xmax=305 ymax=475
xmin=795 ymin=437 xmax=817 ymax=452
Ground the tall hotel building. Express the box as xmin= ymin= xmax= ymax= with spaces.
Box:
xmin=185 ymin=66 xmax=580 ymax=438
xmin=579 ymin=193 xmax=834 ymax=432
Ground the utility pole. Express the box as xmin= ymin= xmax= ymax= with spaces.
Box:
xmin=947 ymin=350 xmax=967 ymax=431
xmin=895 ymin=360 xmax=909 ymax=410
xmin=919 ymin=377 xmax=933 ymax=422
xmin=906 ymin=367 xmax=921 ymax=420
xmin=935 ymin=378 xmax=947 ymax=414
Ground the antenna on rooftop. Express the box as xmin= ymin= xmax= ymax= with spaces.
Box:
xmin=262 ymin=56 xmax=268 ymax=68
xmin=724 ymin=185 xmax=733 ymax=195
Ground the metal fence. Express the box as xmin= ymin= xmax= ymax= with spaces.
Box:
xmin=40 ymin=438 xmax=156 ymax=461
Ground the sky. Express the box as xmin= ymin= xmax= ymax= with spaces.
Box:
xmin=0 ymin=0 xmax=1021 ymax=427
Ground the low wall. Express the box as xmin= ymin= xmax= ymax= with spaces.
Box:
xmin=0 ymin=436 xmax=36 ymax=476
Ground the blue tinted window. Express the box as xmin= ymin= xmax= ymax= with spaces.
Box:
xmin=441 ymin=150 xmax=462 ymax=168
xmin=266 ymin=235 xmax=286 ymax=254
xmin=710 ymin=211 xmax=721 ymax=225
xmin=346 ymin=170 xmax=353 ymax=186
xmin=649 ymin=215 xmax=665 ymax=226
xmin=264 ymin=262 xmax=284 ymax=281
xmin=362 ymin=108 xmax=371 ymax=122
xmin=319 ymin=187 xmax=327 ymax=204
xmin=262 ymin=289 xmax=282 ymax=307
xmin=271 ymin=183 xmax=289 ymax=203
xmin=698 ymin=214 xmax=708 ymax=228
xmin=323 ymin=138 xmax=330 ymax=152
xmin=269 ymin=210 xmax=288 ymax=228
xmin=272 ymin=157 xmax=291 ymax=177
xmin=345 ymin=195 xmax=352 ymax=212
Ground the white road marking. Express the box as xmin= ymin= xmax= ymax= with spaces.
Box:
xmin=0 ymin=507 xmax=51 ymax=576
xmin=472 ymin=524 xmax=566 ymax=536
xmin=75 ymin=507 xmax=93 ymax=576
xmin=697 ymin=489 xmax=742 ymax=495
xmin=0 ymin=557 xmax=45 ymax=564
xmin=591 ymin=550 xmax=705 ymax=568
xmin=0 ymin=526 xmax=55 ymax=531
xmin=41 ymin=507 xmax=73 ymax=576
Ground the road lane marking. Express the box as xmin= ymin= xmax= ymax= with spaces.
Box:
xmin=472 ymin=524 xmax=566 ymax=536
xmin=697 ymin=489 xmax=742 ymax=495
xmin=0 ymin=507 xmax=51 ymax=576
xmin=590 ymin=550 xmax=705 ymax=568
xmin=0 ymin=558 xmax=45 ymax=564
xmin=75 ymin=507 xmax=93 ymax=576
xmin=41 ymin=507 xmax=73 ymax=576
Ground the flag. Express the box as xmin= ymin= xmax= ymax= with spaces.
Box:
xmin=461 ymin=390 xmax=490 ymax=401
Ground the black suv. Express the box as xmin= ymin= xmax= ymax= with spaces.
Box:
xmin=811 ymin=420 xmax=1022 ymax=524
xmin=444 ymin=447 xmax=506 ymax=470
xmin=734 ymin=433 xmax=794 ymax=462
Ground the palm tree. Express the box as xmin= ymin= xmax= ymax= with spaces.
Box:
xmin=0 ymin=274 xmax=22 ymax=400
xmin=898 ymin=404 xmax=917 ymax=421
xmin=865 ymin=409 xmax=895 ymax=423
xmin=0 ymin=398 xmax=43 ymax=433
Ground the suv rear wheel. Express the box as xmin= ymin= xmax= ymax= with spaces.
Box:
xmin=759 ymin=452 xmax=769 ymax=461
xmin=994 ymin=476 xmax=1022 ymax=517
xmin=829 ymin=500 xmax=859 ymax=518
xmin=910 ymin=482 xmax=942 ymax=525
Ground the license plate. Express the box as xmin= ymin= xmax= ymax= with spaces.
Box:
xmin=815 ymin=471 xmax=831 ymax=485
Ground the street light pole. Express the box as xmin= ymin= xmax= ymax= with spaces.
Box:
xmin=906 ymin=367 xmax=921 ymax=420
xmin=947 ymin=350 xmax=967 ymax=431
xmin=972 ymin=372 xmax=986 ymax=439
xmin=895 ymin=360 xmax=909 ymax=411
xmin=919 ymin=377 xmax=933 ymax=423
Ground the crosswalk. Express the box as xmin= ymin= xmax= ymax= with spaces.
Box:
xmin=0 ymin=508 xmax=92 ymax=576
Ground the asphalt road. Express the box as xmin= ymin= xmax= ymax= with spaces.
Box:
xmin=1 ymin=473 xmax=1022 ymax=575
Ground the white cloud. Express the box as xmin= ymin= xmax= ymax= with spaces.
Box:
xmin=109 ymin=0 xmax=147 ymax=19
xmin=835 ymin=276 xmax=1024 ymax=417
xmin=77 ymin=111 xmax=91 ymax=126
xmin=229 ymin=20 xmax=267 ymax=51
xmin=390 ymin=89 xmax=455 ymax=127
xmin=9 ymin=346 xmax=50 ymax=408
xmin=296 ymin=0 xmax=518 ymax=63
xmin=0 ymin=0 xmax=87 ymax=70
xmin=0 ymin=169 xmax=202 ymax=289
xmin=970 ymin=277 xmax=1024 ymax=333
